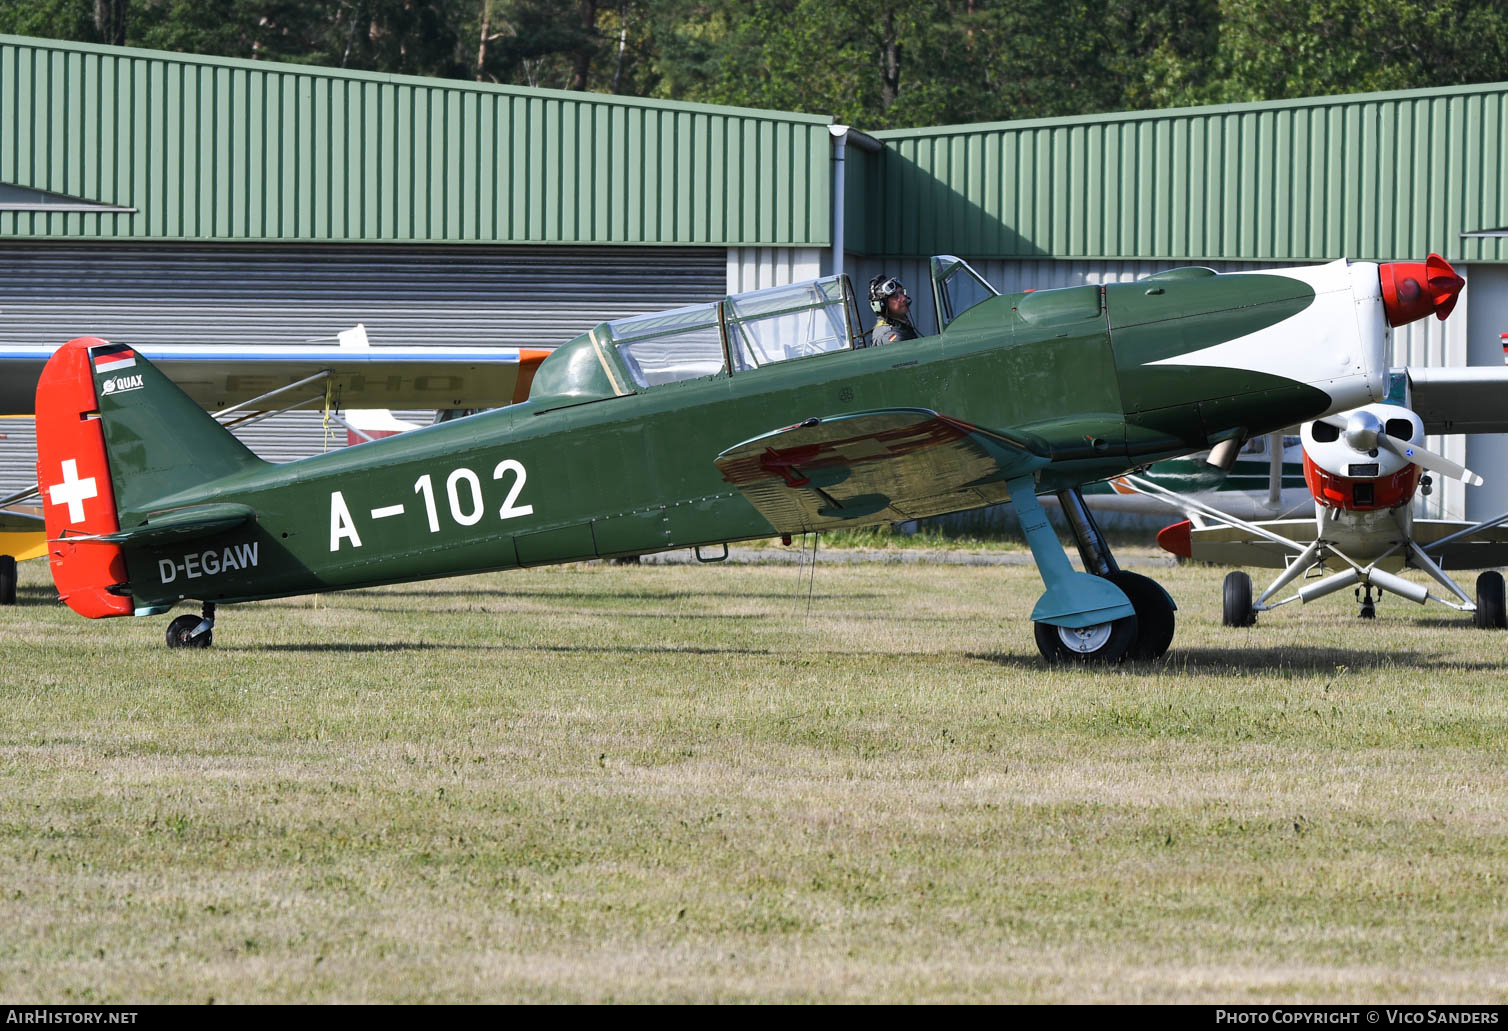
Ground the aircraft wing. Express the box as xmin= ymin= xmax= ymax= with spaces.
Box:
xmin=1415 ymin=519 xmax=1508 ymax=569
xmin=1406 ymin=367 xmax=1508 ymax=434
xmin=0 ymin=506 xmax=43 ymax=533
xmin=1178 ymin=519 xmax=1319 ymax=568
xmin=0 ymin=505 xmax=46 ymax=561
xmin=0 ymin=343 xmax=550 ymax=415
xmin=714 ymin=408 xmax=1050 ymax=533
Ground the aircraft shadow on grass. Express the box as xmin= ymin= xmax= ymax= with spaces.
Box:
xmin=254 ymin=588 xmax=878 ymax=604
xmin=969 ymin=645 xmax=1494 ymax=674
xmin=231 ymin=641 xmax=790 ymax=657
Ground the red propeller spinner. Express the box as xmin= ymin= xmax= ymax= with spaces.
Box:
xmin=1379 ymin=253 xmax=1464 ymax=327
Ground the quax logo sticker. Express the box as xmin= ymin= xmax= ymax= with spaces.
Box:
xmin=100 ymin=374 xmax=144 ymax=394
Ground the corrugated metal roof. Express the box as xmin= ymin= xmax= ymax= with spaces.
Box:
xmin=856 ymin=84 xmax=1508 ymax=264
xmin=7 ymin=35 xmax=1507 ymax=265
xmin=0 ymin=34 xmax=831 ymax=247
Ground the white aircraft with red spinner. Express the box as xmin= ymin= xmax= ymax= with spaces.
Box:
xmin=1151 ymin=382 xmax=1508 ymax=626
xmin=1145 ymin=253 xmax=1508 ymax=626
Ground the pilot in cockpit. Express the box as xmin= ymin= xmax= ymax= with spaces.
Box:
xmin=867 ymin=275 xmax=918 ymax=347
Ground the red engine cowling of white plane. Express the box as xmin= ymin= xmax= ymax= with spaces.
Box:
xmin=1300 ymin=404 xmax=1425 ymax=511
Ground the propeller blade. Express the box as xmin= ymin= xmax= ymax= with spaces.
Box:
xmin=1375 ymin=434 xmax=1483 ymax=486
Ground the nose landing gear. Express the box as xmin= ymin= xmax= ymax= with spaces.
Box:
xmin=1355 ymin=585 xmax=1377 ymax=620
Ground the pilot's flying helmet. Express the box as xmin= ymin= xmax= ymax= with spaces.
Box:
xmin=868 ymin=275 xmax=908 ymax=315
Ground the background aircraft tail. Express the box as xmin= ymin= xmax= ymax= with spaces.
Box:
xmin=35 ymin=337 xmax=267 ymax=617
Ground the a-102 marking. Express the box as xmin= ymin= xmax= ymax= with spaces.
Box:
xmin=329 ymin=459 xmax=533 ymax=551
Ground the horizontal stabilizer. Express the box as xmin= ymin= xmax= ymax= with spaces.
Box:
xmin=1173 ymin=519 xmax=1319 ymax=569
xmin=99 ymin=503 xmax=255 ymax=547
xmin=715 ymin=408 xmax=1049 ymax=534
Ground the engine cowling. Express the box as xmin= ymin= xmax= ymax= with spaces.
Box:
xmin=1300 ymin=403 xmax=1425 ymax=511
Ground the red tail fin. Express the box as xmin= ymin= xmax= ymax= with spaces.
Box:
xmin=35 ymin=337 xmax=133 ymax=617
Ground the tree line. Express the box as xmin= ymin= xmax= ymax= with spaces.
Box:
xmin=2 ymin=0 xmax=1504 ymax=128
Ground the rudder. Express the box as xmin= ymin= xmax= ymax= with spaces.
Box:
xmin=35 ymin=338 xmax=132 ymax=616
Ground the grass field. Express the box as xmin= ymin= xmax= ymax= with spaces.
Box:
xmin=1 ymin=550 xmax=1505 ymax=1003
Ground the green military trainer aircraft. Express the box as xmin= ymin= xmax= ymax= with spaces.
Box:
xmin=33 ymin=253 xmax=1463 ymax=663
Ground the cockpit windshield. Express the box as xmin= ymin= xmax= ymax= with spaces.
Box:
xmin=929 ymin=255 xmax=999 ymax=331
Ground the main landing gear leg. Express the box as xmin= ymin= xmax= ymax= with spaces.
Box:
xmin=166 ymin=602 xmax=215 ymax=649
xmin=1009 ymin=476 xmax=1137 ymax=664
xmin=1057 ymin=487 xmax=1177 ymax=660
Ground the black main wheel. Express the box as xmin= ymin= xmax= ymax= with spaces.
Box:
xmin=1222 ymin=571 xmax=1256 ymax=627
xmin=165 ymin=614 xmax=212 ymax=649
xmin=0 ymin=555 xmax=15 ymax=606
xmin=1107 ymin=570 xmax=1176 ymax=660
xmin=1475 ymin=571 xmax=1506 ymax=629
xmin=1033 ymin=614 xmax=1139 ymax=665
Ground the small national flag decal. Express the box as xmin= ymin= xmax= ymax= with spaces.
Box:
xmin=91 ymin=346 xmax=137 ymax=373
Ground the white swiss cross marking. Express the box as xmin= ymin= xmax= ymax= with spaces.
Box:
xmin=49 ymin=459 xmax=99 ymax=523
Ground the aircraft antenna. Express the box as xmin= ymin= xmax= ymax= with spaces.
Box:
xmin=806 ymin=532 xmax=820 ymax=615
xmin=793 ymin=531 xmax=821 ymax=615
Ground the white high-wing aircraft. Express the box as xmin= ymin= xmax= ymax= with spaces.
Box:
xmin=1146 ymin=366 xmax=1508 ymax=627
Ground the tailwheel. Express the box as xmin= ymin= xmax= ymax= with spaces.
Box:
xmin=1107 ymin=570 xmax=1176 ymax=660
xmin=0 ymin=555 xmax=15 ymax=606
xmin=1222 ymin=571 xmax=1256 ymax=627
xmin=165 ymin=615 xmax=211 ymax=649
xmin=165 ymin=603 xmax=216 ymax=649
xmin=1475 ymin=571 xmax=1507 ymax=629
xmin=1033 ymin=614 xmax=1139 ymax=665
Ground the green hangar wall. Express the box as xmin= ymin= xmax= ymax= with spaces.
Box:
xmin=851 ymin=86 xmax=1508 ymax=264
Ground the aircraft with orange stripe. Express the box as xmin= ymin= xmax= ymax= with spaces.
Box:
xmin=1146 ymin=370 xmax=1508 ymax=627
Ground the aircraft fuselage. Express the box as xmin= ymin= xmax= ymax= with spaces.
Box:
xmin=111 ymin=262 xmax=1386 ymax=610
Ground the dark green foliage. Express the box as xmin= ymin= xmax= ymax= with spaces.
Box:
xmin=1154 ymin=0 xmax=1508 ymax=106
xmin=2 ymin=0 xmax=1505 ymax=123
